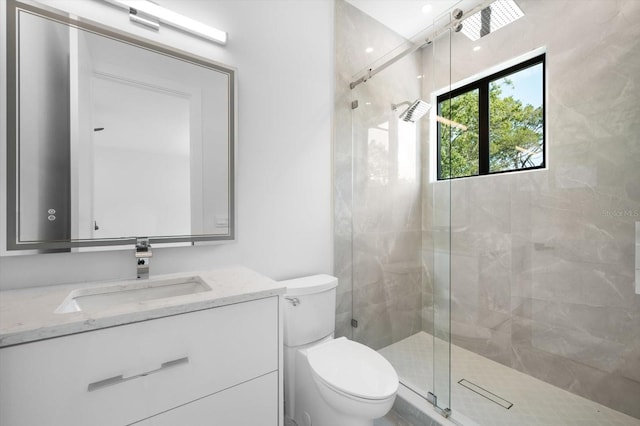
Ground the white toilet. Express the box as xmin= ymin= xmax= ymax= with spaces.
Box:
xmin=282 ymin=275 xmax=398 ymax=426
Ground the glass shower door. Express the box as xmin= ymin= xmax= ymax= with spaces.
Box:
xmin=349 ymin=51 xmax=424 ymax=353
xmin=347 ymin=5 xmax=455 ymax=418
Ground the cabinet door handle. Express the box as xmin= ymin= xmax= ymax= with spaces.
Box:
xmin=87 ymin=356 xmax=189 ymax=392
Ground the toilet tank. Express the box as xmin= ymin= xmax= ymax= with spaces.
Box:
xmin=281 ymin=275 xmax=338 ymax=347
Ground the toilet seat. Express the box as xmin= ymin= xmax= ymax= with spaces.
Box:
xmin=307 ymin=337 xmax=398 ymax=401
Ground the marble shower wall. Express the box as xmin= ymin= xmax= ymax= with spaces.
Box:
xmin=422 ymin=0 xmax=640 ymax=418
xmin=334 ymin=0 xmax=427 ymax=349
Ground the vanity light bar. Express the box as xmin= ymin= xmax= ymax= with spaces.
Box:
xmin=129 ymin=8 xmax=160 ymax=31
xmin=105 ymin=0 xmax=227 ymax=45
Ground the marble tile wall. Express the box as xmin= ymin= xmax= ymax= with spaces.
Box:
xmin=334 ymin=0 xmax=427 ymax=349
xmin=422 ymin=0 xmax=640 ymax=418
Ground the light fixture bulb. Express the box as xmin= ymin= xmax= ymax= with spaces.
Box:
xmin=365 ymin=47 xmax=374 ymax=53
xmin=421 ymin=4 xmax=433 ymax=14
xmin=105 ymin=0 xmax=227 ymax=45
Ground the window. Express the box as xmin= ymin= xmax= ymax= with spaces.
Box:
xmin=437 ymin=54 xmax=545 ymax=180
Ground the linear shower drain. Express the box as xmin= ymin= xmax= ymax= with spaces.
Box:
xmin=457 ymin=379 xmax=513 ymax=409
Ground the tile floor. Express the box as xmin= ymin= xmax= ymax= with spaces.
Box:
xmin=378 ymin=332 xmax=640 ymax=426
xmin=375 ymin=409 xmax=420 ymax=426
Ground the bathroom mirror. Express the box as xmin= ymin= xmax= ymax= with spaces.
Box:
xmin=5 ymin=0 xmax=236 ymax=252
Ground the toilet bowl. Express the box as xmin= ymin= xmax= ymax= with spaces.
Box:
xmin=308 ymin=337 xmax=398 ymax=419
xmin=282 ymin=275 xmax=398 ymax=426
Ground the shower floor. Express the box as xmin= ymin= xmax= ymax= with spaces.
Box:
xmin=378 ymin=332 xmax=640 ymax=426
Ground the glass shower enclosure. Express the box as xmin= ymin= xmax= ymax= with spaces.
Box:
xmin=338 ymin=0 xmax=640 ymax=424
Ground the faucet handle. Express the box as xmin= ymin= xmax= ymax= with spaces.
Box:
xmin=285 ymin=297 xmax=300 ymax=306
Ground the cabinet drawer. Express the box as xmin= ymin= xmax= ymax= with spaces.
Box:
xmin=132 ymin=371 xmax=278 ymax=426
xmin=0 ymin=297 xmax=278 ymax=426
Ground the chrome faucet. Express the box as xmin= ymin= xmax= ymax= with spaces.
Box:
xmin=135 ymin=237 xmax=152 ymax=279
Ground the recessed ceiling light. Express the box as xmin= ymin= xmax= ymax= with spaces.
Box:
xmin=473 ymin=46 xmax=481 ymax=51
xmin=365 ymin=47 xmax=374 ymax=53
xmin=421 ymin=4 xmax=433 ymax=14
xmin=417 ymin=75 xmax=423 ymax=79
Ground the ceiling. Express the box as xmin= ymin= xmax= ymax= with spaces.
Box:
xmin=344 ymin=0 xmax=479 ymax=40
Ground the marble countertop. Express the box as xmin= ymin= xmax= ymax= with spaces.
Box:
xmin=0 ymin=266 xmax=285 ymax=348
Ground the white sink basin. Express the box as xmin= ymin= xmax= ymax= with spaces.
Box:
xmin=55 ymin=276 xmax=211 ymax=314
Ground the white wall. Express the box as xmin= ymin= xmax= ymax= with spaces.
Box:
xmin=0 ymin=0 xmax=334 ymax=289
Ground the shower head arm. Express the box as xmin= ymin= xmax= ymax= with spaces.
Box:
xmin=391 ymin=101 xmax=412 ymax=112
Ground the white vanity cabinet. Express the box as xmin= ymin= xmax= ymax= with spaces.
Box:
xmin=134 ymin=371 xmax=278 ymax=425
xmin=0 ymin=296 xmax=281 ymax=426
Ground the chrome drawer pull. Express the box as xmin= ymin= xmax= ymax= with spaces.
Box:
xmin=87 ymin=375 xmax=124 ymax=392
xmin=87 ymin=356 xmax=189 ymax=392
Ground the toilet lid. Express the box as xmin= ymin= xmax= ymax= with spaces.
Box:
xmin=307 ymin=337 xmax=398 ymax=400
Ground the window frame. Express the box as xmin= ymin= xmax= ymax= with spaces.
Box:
xmin=437 ymin=53 xmax=546 ymax=180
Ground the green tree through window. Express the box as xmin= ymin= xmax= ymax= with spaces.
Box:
xmin=439 ymin=89 xmax=480 ymax=179
xmin=438 ymin=55 xmax=545 ymax=180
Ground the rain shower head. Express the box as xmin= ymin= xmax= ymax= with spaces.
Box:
xmin=460 ymin=0 xmax=524 ymax=41
xmin=393 ymin=100 xmax=469 ymax=129
xmin=397 ymin=99 xmax=432 ymax=123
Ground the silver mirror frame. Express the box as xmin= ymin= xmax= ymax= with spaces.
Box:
xmin=5 ymin=0 xmax=236 ymax=252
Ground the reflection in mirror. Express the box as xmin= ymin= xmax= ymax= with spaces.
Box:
xmin=6 ymin=0 xmax=235 ymax=251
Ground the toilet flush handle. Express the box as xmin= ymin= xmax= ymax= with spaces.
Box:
xmin=285 ymin=297 xmax=300 ymax=306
